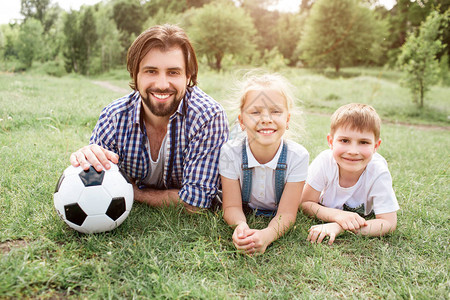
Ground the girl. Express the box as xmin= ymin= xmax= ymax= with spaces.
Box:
xmin=219 ymin=73 xmax=309 ymax=254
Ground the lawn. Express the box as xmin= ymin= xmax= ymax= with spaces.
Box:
xmin=0 ymin=69 xmax=449 ymax=299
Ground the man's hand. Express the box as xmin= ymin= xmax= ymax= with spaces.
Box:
xmin=307 ymin=222 xmax=344 ymax=245
xmin=70 ymin=144 xmax=119 ymax=172
xmin=333 ymin=211 xmax=367 ymax=232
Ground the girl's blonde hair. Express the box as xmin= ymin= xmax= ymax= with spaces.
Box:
xmin=237 ymin=72 xmax=295 ymax=113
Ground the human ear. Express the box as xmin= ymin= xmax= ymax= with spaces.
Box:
xmin=238 ymin=114 xmax=245 ymax=130
xmin=327 ymin=134 xmax=333 ymax=149
xmin=374 ymin=138 xmax=381 ymax=151
xmin=286 ymin=113 xmax=291 ymax=129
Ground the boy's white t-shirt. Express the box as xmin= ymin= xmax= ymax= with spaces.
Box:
xmin=219 ymin=137 xmax=309 ymax=211
xmin=307 ymin=149 xmax=399 ymax=216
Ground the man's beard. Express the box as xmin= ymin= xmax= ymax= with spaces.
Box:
xmin=142 ymin=88 xmax=183 ymax=117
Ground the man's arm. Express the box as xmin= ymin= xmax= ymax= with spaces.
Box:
xmin=70 ymin=105 xmax=119 ymax=172
xmin=179 ymin=109 xmax=229 ymax=208
xmin=132 ymin=184 xmax=201 ymax=212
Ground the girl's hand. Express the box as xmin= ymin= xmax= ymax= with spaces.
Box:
xmin=307 ymin=223 xmax=344 ymax=245
xmin=334 ymin=211 xmax=367 ymax=232
xmin=243 ymin=229 xmax=271 ymax=255
xmin=232 ymin=223 xmax=255 ymax=252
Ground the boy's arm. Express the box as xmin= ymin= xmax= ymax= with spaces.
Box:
xmin=301 ymin=183 xmax=367 ymax=231
xmin=356 ymin=212 xmax=397 ymax=236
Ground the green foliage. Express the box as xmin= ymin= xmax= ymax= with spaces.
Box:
xmin=397 ymin=10 xmax=448 ymax=107
xmin=62 ymin=8 xmax=98 ymax=75
xmin=251 ymin=47 xmax=288 ymax=71
xmin=297 ymin=0 xmax=387 ymax=72
xmin=20 ymin=0 xmax=50 ymax=25
xmin=112 ymin=1 xmax=144 ymax=36
xmin=89 ymin=3 xmax=123 ymax=74
xmin=17 ymin=19 xmax=44 ymax=69
xmin=272 ymin=13 xmax=306 ymax=66
xmin=189 ymin=1 xmax=257 ymax=70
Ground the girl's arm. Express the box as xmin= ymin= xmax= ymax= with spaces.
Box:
xmin=221 ymin=176 xmax=256 ymax=252
xmin=301 ymin=183 xmax=367 ymax=231
xmin=221 ymin=176 xmax=246 ymax=227
xmin=249 ymin=181 xmax=304 ymax=254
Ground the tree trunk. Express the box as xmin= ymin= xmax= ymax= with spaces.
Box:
xmin=335 ymin=61 xmax=340 ymax=73
xmin=419 ymin=80 xmax=424 ymax=108
xmin=215 ymin=53 xmax=222 ymax=71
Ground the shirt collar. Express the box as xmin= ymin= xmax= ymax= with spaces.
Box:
xmin=245 ymin=138 xmax=284 ymax=169
xmin=131 ymin=91 xmax=142 ymax=126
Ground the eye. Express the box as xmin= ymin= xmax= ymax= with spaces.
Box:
xmin=340 ymin=139 xmax=349 ymax=143
xmin=360 ymin=141 xmax=371 ymax=145
xmin=271 ymin=110 xmax=282 ymax=114
xmin=145 ymin=69 xmax=156 ymax=74
xmin=250 ymin=111 xmax=260 ymax=115
xmin=169 ymin=70 xmax=181 ymax=76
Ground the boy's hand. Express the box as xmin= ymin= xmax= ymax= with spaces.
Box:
xmin=334 ymin=211 xmax=367 ymax=232
xmin=232 ymin=223 xmax=255 ymax=252
xmin=307 ymin=223 xmax=343 ymax=245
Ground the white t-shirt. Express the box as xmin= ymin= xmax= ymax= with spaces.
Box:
xmin=219 ymin=137 xmax=309 ymax=211
xmin=142 ymin=135 xmax=167 ymax=189
xmin=307 ymin=149 xmax=399 ymax=216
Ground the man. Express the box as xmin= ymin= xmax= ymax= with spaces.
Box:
xmin=70 ymin=24 xmax=229 ymax=211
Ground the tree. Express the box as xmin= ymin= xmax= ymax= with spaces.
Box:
xmin=62 ymin=8 xmax=97 ymax=75
xmin=397 ymin=10 xmax=448 ymax=108
xmin=17 ymin=19 xmax=44 ymax=68
xmin=189 ymin=1 xmax=257 ymax=70
xmin=90 ymin=3 xmax=122 ymax=74
xmin=112 ymin=1 xmax=144 ymax=36
xmin=273 ymin=13 xmax=305 ymax=66
xmin=297 ymin=0 xmax=386 ymax=72
xmin=20 ymin=0 xmax=58 ymax=33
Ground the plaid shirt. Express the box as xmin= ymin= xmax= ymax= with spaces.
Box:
xmin=90 ymin=86 xmax=229 ymax=208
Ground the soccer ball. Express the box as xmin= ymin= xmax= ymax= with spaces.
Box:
xmin=54 ymin=163 xmax=134 ymax=234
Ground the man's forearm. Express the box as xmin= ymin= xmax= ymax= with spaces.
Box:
xmin=133 ymin=186 xmax=181 ymax=207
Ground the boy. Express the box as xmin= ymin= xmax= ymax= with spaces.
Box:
xmin=301 ymin=103 xmax=399 ymax=245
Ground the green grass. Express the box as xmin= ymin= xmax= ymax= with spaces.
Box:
xmin=0 ymin=70 xmax=449 ymax=299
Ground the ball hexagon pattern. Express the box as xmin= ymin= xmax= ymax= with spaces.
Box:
xmin=54 ymin=163 xmax=134 ymax=234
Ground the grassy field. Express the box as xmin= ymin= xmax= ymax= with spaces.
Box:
xmin=0 ymin=69 xmax=449 ymax=299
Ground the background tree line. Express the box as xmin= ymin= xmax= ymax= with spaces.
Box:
xmin=0 ymin=0 xmax=448 ymax=106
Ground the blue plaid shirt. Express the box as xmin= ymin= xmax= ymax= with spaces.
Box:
xmin=90 ymin=86 xmax=229 ymax=208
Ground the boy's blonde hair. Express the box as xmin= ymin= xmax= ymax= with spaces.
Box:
xmin=330 ymin=103 xmax=381 ymax=141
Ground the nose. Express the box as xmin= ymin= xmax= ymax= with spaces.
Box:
xmin=155 ymin=73 xmax=170 ymax=90
xmin=347 ymin=142 xmax=359 ymax=155
xmin=260 ymin=111 xmax=273 ymax=123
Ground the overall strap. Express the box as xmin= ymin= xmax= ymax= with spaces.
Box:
xmin=241 ymin=139 xmax=288 ymax=206
xmin=274 ymin=141 xmax=288 ymax=205
xmin=241 ymin=139 xmax=252 ymax=203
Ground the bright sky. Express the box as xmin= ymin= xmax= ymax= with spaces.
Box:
xmin=0 ymin=0 xmax=397 ymax=25
xmin=0 ymin=0 xmax=103 ymax=25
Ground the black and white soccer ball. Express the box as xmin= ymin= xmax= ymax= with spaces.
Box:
xmin=54 ymin=163 xmax=133 ymax=234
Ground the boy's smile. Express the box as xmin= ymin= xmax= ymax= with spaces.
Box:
xmin=327 ymin=126 xmax=381 ymax=182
